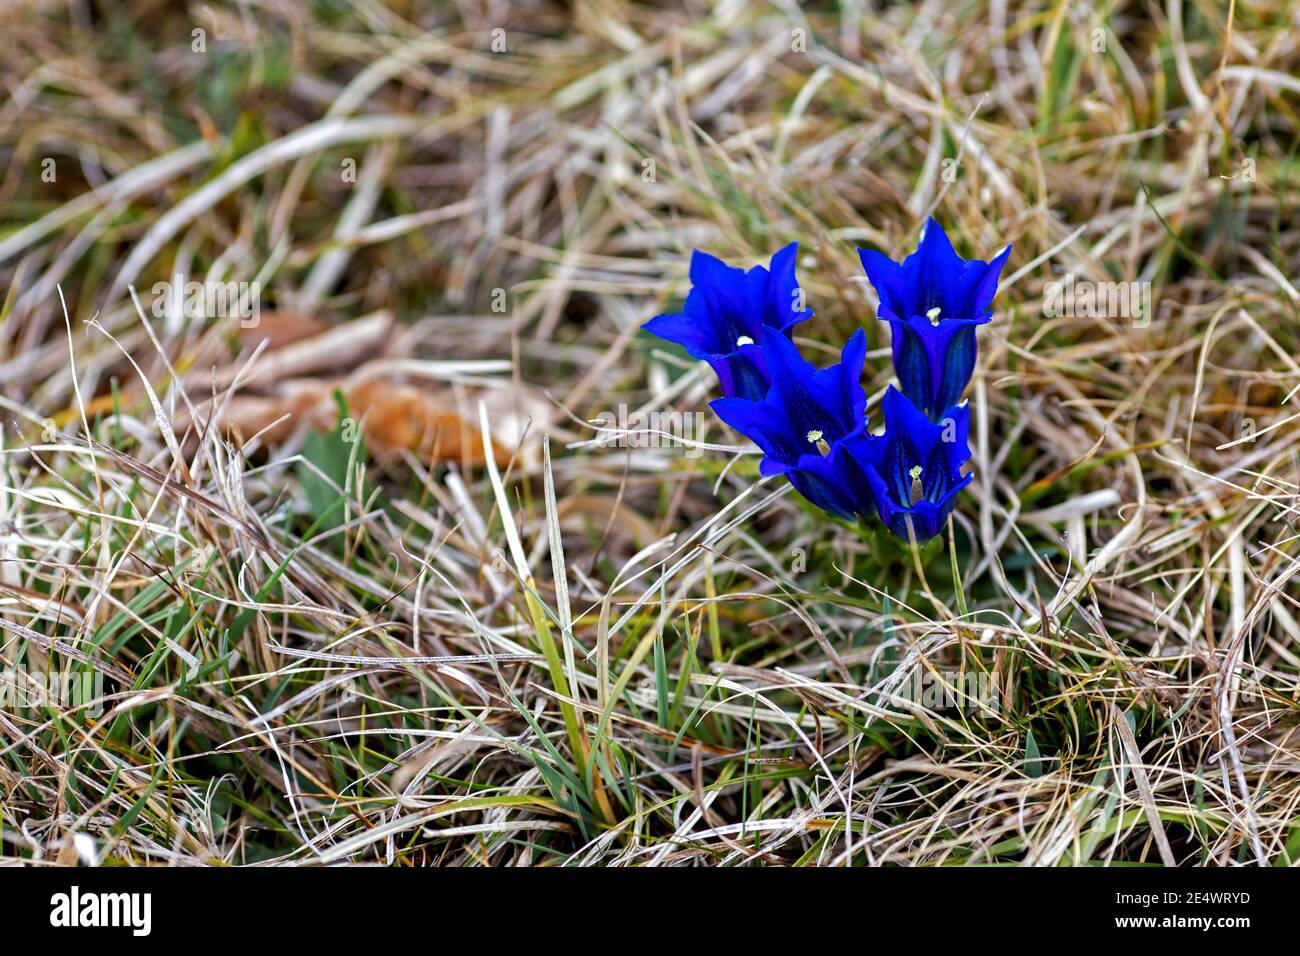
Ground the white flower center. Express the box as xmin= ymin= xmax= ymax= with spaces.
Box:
xmin=926 ymin=306 xmax=942 ymax=327
xmin=735 ymin=335 xmax=754 ymax=347
xmin=806 ymin=429 xmax=830 ymax=456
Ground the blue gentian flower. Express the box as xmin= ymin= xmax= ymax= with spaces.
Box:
xmin=710 ymin=328 xmax=870 ymax=520
xmin=643 ymin=243 xmax=813 ymax=400
xmin=711 ymin=330 xmax=972 ymax=541
xmin=858 ymin=219 xmax=1010 ymax=420
xmin=856 ymin=386 xmax=972 ymax=542
xmin=646 ymin=225 xmax=988 ymax=544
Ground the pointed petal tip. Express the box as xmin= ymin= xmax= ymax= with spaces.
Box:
xmin=641 ymin=311 xmax=683 ymax=341
xmin=857 ymin=247 xmax=898 ymax=271
xmin=989 ymin=242 xmax=1013 ymax=271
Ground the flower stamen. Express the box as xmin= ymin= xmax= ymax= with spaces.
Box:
xmin=806 ymin=429 xmax=830 ymax=456
xmin=908 ymin=465 xmax=924 ymax=504
xmin=925 ymin=306 xmax=942 ymax=327
xmin=735 ymin=335 xmax=754 ymax=347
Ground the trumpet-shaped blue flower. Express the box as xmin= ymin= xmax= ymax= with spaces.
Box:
xmin=647 ymin=226 xmax=985 ymax=543
xmin=858 ymin=218 xmax=1010 ymax=420
xmin=856 ymin=386 xmax=972 ymax=541
xmin=643 ymin=243 xmax=813 ymax=400
xmin=712 ymin=334 xmax=971 ymax=539
xmin=710 ymin=328 xmax=870 ymax=520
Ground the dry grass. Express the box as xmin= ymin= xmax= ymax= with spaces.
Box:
xmin=1 ymin=0 xmax=1299 ymax=866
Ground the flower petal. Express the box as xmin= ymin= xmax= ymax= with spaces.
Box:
xmin=890 ymin=321 xmax=932 ymax=414
xmin=758 ymin=329 xmax=864 ymax=442
xmin=934 ymin=323 xmax=977 ymax=412
xmin=759 ymin=242 xmax=812 ymax=330
xmin=965 ymin=244 xmax=1013 ymax=317
xmin=858 ymin=248 xmax=911 ymax=322
xmin=914 ymin=218 xmax=966 ymax=315
xmin=787 ymin=449 xmax=859 ymax=519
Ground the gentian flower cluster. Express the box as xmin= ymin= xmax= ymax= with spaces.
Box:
xmin=644 ymin=221 xmax=1010 ymax=542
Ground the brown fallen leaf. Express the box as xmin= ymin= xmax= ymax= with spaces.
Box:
xmin=94 ymin=306 xmax=552 ymax=469
xmin=235 ymin=310 xmax=327 ymax=351
xmin=347 ymin=378 xmax=507 ymax=465
xmin=203 ymin=377 xmax=540 ymax=467
xmin=211 ymin=380 xmax=335 ymax=447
